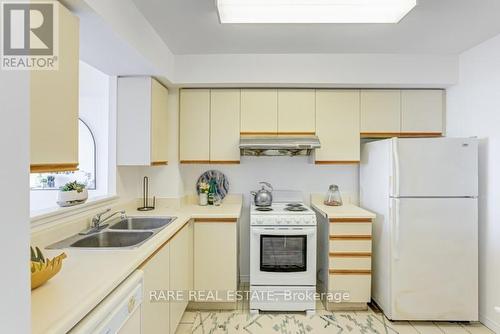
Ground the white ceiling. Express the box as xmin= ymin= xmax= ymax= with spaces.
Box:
xmin=131 ymin=0 xmax=500 ymax=55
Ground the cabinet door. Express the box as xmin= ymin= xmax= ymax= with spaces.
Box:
xmin=278 ymin=89 xmax=315 ymax=133
xmin=151 ymin=78 xmax=169 ymax=165
xmin=315 ymin=90 xmax=360 ymax=163
xmin=240 ymin=89 xmax=278 ymax=134
xmin=401 ymin=90 xmax=444 ymax=134
xmin=194 ymin=221 xmax=237 ymax=302
xmin=141 ymin=243 xmax=170 ymax=334
xmin=180 ymin=89 xmax=210 ymax=163
xmin=210 ymin=90 xmax=240 ymax=163
xmin=170 ymin=221 xmax=193 ymax=333
xmin=360 ymin=90 xmax=401 ymax=136
xmin=30 ymin=3 xmax=79 ymax=172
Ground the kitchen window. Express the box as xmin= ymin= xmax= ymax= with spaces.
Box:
xmin=30 ymin=119 xmax=97 ymax=191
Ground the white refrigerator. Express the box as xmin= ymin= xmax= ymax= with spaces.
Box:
xmin=360 ymin=137 xmax=478 ymax=321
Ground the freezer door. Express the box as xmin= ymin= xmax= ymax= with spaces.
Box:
xmin=392 ymin=138 xmax=478 ymax=197
xmin=389 ymin=198 xmax=478 ymax=321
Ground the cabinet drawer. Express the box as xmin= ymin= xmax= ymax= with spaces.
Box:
xmin=329 ymin=239 xmax=372 ymax=253
xmin=329 ymin=257 xmax=371 ymax=271
xmin=328 ymin=274 xmax=371 ymax=303
xmin=330 ymin=223 xmax=372 ymax=236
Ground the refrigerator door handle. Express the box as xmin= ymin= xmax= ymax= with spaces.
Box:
xmin=392 ymin=138 xmax=400 ymax=197
xmin=393 ymin=199 xmax=401 ymax=261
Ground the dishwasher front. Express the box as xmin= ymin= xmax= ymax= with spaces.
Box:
xmin=70 ymin=270 xmax=144 ymax=334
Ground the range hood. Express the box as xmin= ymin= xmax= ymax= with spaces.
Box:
xmin=239 ymin=135 xmax=321 ymax=157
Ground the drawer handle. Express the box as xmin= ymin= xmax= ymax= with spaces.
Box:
xmin=329 ymin=269 xmax=371 ymax=275
xmin=330 ymin=235 xmax=372 ymax=240
xmin=128 ymin=296 xmax=136 ymax=313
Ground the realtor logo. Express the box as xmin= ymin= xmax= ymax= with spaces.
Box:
xmin=1 ymin=2 xmax=58 ymax=70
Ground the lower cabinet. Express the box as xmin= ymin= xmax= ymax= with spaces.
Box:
xmin=140 ymin=243 xmax=171 ymax=334
xmin=326 ymin=217 xmax=373 ymax=311
xmin=170 ymin=221 xmax=193 ymax=333
xmin=140 ymin=221 xmax=193 ymax=334
xmin=194 ymin=219 xmax=238 ymax=308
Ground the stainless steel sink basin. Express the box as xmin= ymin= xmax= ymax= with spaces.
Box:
xmin=70 ymin=231 xmax=154 ymax=248
xmin=46 ymin=216 xmax=177 ymax=249
xmin=109 ymin=217 xmax=176 ymax=231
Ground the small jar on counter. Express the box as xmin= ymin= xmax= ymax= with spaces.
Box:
xmin=324 ymin=184 xmax=343 ymax=206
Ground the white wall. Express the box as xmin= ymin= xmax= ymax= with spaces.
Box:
xmin=175 ymin=53 xmax=458 ymax=87
xmin=180 ymin=158 xmax=359 ymax=280
xmin=0 ymin=70 xmax=30 ymax=332
xmin=63 ymin=0 xmax=175 ymax=83
xmin=447 ymin=34 xmax=500 ymax=332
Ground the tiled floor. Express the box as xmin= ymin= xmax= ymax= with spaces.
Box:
xmin=175 ymin=284 xmax=494 ymax=334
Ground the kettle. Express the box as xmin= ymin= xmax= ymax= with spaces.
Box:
xmin=251 ymin=182 xmax=273 ymax=207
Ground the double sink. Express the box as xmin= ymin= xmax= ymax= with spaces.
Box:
xmin=47 ymin=217 xmax=176 ymax=249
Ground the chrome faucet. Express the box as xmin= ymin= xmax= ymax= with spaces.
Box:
xmin=80 ymin=209 xmax=127 ymax=235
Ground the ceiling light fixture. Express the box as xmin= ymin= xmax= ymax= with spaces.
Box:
xmin=216 ymin=0 xmax=417 ymax=24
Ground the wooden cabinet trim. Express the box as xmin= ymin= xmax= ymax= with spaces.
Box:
xmin=208 ymin=161 xmax=240 ymax=165
xmin=30 ymin=163 xmax=79 ymax=173
xmin=399 ymin=132 xmax=443 ymax=137
xmin=315 ymin=161 xmax=360 ymax=165
xmin=329 ymin=269 xmax=372 ymax=275
xmin=180 ymin=160 xmax=211 ymax=164
xmin=329 ymin=252 xmax=371 ymax=258
xmin=180 ymin=160 xmax=240 ymax=164
xmin=277 ymin=132 xmax=316 ymax=135
xmin=151 ymin=161 xmax=168 ymax=166
xmin=194 ymin=218 xmax=238 ymax=223
xmin=360 ymin=132 xmax=401 ymax=138
xmin=330 ymin=235 xmax=372 ymax=240
xmin=361 ymin=132 xmax=442 ymax=138
xmin=329 ymin=218 xmax=372 ymax=223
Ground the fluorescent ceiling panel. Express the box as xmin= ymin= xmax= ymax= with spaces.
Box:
xmin=216 ymin=0 xmax=417 ymax=24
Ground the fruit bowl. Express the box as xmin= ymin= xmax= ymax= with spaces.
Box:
xmin=30 ymin=247 xmax=67 ymax=290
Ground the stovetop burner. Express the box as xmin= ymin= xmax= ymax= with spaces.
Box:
xmin=284 ymin=206 xmax=308 ymax=212
xmin=286 ymin=203 xmax=303 ymax=208
xmin=255 ymin=207 xmax=273 ymax=212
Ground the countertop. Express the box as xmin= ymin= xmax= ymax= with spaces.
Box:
xmin=31 ymin=196 xmax=242 ymax=334
xmin=310 ymin=195 xmax=376 ymax=219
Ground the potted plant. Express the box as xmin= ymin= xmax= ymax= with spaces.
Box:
xmin=57 ymin=181 xmax=88 ymax=207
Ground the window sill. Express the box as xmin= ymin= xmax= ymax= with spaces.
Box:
xmin=31 ymin=195 xmax=119 ymax=229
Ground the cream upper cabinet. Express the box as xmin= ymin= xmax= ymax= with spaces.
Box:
xmin=315 ymin=90 xmax=360 ymax=163
xmin=401 ymin=90 xmax=444 ymax=134
xmin=210 ymin=90 xmax=241 ymax=163
xmin=278 ymin=89 xmax=316 ymax=133
xmin=151 ymin=79 xmax=169 ymax=164
xmin=180 ymin=89 xmax=211 ymax=163
xmin=140 ymin=243 xmax=170 ymax=334
xmin=30 ymin=2 xmax=79 ymax=173
xmin=240 ymin=89 xmax=278 ymax=134
xmin=170 ymin=221 xmax=193 ymax=334
xmin=194 ymin=219 xmax=238 ymax=306
xmin=117 ymin=77 xmax=169 ymax=166
xmin=360 ymin=90 xmax=401 ymax=135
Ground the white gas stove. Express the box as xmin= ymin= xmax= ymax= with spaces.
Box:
xmin=250 ymin=202 xmax=317 ymax=314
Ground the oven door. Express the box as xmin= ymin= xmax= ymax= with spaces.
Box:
xmin=250 ymin=226 xmax=316 ymax=286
